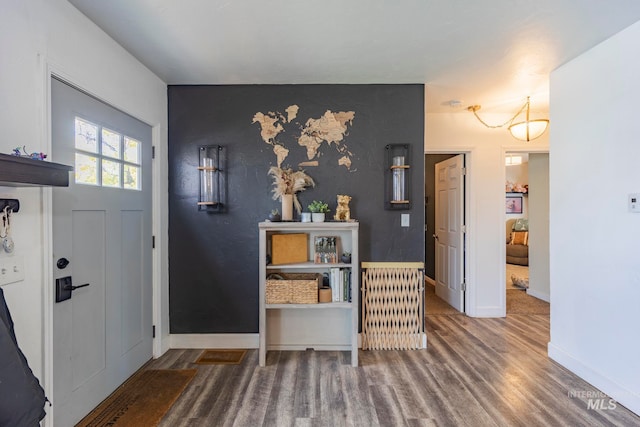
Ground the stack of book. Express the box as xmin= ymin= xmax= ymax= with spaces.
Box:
xmin=329 ymin=267 xmax=351 ymax=302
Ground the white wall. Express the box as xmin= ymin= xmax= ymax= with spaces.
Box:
xmin=425 ymin=102 xmax=549 ymax=316
xmin=548 ymin=21 xmax=640 ymax=414
xmin=528 ymin=153 xmax=550 ymax=302
xmin=0 ymin=0 xmax=168 ymax=408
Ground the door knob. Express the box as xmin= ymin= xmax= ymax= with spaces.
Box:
xmin=433 ymin=234 xmax=439 ymax=241
xmin=56 ymin=257 xmax=70 ymax=269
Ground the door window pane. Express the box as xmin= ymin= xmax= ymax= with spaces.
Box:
xmin=102 ymin=128 xmax=121 ymax=159
xmin=75 ymin=153 xmax=99 ymax=185
xmin=75 ymin=118 xmax=98 ymax=153
xmin=102 ymin=159 xmax=121 ymax=187
xmin=74 ymin=116 xmax=142 ymax=191
xmin=123 ymin=165 xmax=140 ymax=190
xmin=124 ymin=137 xmax=140 ymax=164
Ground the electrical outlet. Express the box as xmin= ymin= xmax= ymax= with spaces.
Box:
xmin=0 ymin=255 xmax=25 ymax=286
xmin=401 ymin=214 xmax=410 ymax=227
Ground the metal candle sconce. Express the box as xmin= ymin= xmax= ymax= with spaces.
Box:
xmin=197 ymin=145 xmax=226 ymax=212
xmin=385 ymin=144 xmax=411 ymax=210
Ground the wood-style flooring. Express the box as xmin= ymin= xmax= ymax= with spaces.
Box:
xmin=149 ymin=314 xmax=639 ymax=426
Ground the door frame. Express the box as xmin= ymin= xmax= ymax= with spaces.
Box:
xmin=426 ymin=148 xmax=473 ymax=316
xmin=40 ymin=63 xmax=165 ymax=426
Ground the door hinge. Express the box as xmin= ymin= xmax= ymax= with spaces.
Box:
xmin=461 ymin=281 xmax=467 ymax=291
xmin=152 ymin=325 xmax=156 ymax=338
xmin=152 ymin=146 xmax=156 ymax=159
xmin=462 ymin=225 xmax=467 ymax=233
xmin=152 ymin=235 xmax=155 ymax=249
xmin=461 ymin=167 xmax=466 ymax=176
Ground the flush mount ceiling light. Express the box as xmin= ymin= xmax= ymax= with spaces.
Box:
xmin=467 ymin=96 xmax=549 ymax=141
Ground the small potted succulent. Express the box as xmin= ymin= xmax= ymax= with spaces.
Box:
xmin=341 ymin=252 xmax=352 ymax=264
xmin=268 ymin=208 xmax=281 ymax=222
xmin=308 ymin=200 xmax=330 ymax=222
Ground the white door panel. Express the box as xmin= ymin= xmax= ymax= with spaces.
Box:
xmin=51 ymin=78 xmax=152 ymax=426
xmin=434 ymin=155 xmax=465 ymax=312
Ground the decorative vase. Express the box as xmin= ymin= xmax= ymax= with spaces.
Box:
xmin=281 ymin=194 xmax=293 ymax=221
xmin=311 ymin=213 xmax=325 ymax=223
xmin=268 ymin=212 xmax=281 ymax=222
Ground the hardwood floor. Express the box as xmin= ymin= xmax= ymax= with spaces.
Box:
xmin=149 ymin=315 xmax=639 ymax=426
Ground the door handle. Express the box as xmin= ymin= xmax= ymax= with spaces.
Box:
xmin=433 ymin=234 xmax=439 ymax=241
xmin=55 ymin=276 xmax=90 ymax=303
xmin=64 ymin=282 xmax=90 ymax=291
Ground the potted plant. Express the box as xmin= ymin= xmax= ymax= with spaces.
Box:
xmin=308 ymin=200 xmax=330 ymax=222
xmin=341 ymin=252 xmax=351 ymax=264
xmin=268 ymin=208 xmax=281 ymax=222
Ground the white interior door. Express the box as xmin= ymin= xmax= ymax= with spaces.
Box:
xmin=51 ymin=78 xmax=153 ymax=426
xmin=434 ymin=155 xmax=465 ymax=312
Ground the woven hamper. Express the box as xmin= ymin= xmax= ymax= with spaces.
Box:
xmin=266 ymin=273 xmax=321 ymax=304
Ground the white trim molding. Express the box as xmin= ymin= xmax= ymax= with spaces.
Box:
xmin=549 ymin=342 xmax=640 ymax=415
xmin=170 ymin=334 xmax=259 ymax=349
xmin=526 ymin=288 xmax=550 ymax=302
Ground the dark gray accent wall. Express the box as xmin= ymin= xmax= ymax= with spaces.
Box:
xmin=168 ymin=85 xmax=424 ymax=334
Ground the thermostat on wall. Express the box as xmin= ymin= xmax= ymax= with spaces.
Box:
xmin=629 ymin=193 xmax=640 ymax=213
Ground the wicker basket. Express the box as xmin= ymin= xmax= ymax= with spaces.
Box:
xmin=266 ymin=273 xmax=321 ymax=304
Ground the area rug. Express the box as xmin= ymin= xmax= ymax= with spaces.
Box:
xmin=506 ymin=289 xmax=550 ymax=315
xmin=75 ymin=369 xmax=196 ymax=427
xmin=195 ymin=349 xmax=246 ymax=365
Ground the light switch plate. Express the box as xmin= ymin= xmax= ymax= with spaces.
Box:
xmin=629 ymin=193 xmax=640 ymax=213
xmin=0 ymin=255 xmax=25 ymax=286
xmin=401 ymin=214 xmax=410 ymax=227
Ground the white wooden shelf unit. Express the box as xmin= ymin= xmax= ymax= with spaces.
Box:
xmin=258 ymin=221 xmax=359 ymax=367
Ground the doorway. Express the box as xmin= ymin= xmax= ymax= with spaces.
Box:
xmin=425 ymin=153 xmax=466 ymax=314
xmin=50 ymin=77 xmax=154 ymax=426
xmin=504 ymin=151 xmax=550 ymax=308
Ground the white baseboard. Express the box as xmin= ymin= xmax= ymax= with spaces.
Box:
xmin=548 ymin=342 xmax=640 ymax=415
xmin=526 ymin=288 xmax=550 ymax=302
xmin=169 ymin=333 xmax=258 ymax=349
xmin=470 ymin=306 xmax=505 ymax=317
xmin=267 ymin=344 xmax=352 ymax=351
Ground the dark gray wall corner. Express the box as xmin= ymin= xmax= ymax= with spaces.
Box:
xmin=168 ymin=85 xmax=425 ymax=334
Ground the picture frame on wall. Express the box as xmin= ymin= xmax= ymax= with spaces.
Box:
xmin=506 ymin=195 xmax=523 ymax=214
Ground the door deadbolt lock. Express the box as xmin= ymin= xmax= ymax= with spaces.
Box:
xmin=57 ymin=257 xmax=70 ymax=269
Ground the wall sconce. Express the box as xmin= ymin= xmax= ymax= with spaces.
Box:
xmin=197 ymin=145 xmax=225 ymax=212
xmin=385 ymin=144 xmax=411 ymax=210
xmin=467 ymin=96 xmax=549 ymax=142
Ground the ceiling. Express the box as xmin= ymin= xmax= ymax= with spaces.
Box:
xmin=68 ymin=0 xmax=640 ymax=113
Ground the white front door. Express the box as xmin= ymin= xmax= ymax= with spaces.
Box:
xmin=51 ymin=78 xmax=153 ymax=426
xmin=434 ymin=155 xmax=465 ymax=312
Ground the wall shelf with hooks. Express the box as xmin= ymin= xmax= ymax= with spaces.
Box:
xmin=0 ymin=199 xmax=19 ymax=213
xmin=0 ymin=153 xmax=73 ymax=187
